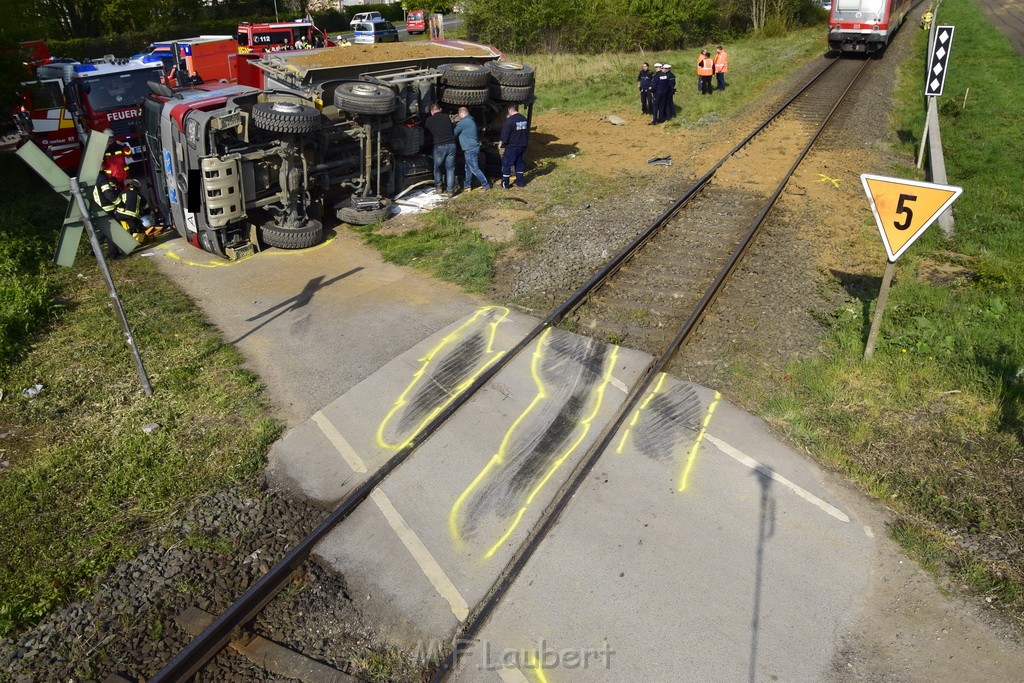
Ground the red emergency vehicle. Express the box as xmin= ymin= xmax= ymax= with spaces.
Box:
xmin=236 ymin=20 xmax=333 ymax=53
xmin=21 ymin=60 xmax=165 ymax=171
xmin=405 ymin=10 xmax=427 ymax=35
xmin=150 ymin=36 xmax=240 ymax=84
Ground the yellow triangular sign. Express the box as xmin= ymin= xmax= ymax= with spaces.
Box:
xmin=861 ymin=174 xmax=962 ymax=262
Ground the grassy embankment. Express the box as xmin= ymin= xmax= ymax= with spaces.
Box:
xmin=0 ymin=156 xmax=281 ymax=636
xmin=351 ymin=26 xmax=827 ymax=289
xmin=746 ymin=0 xmax=1024 ymax=619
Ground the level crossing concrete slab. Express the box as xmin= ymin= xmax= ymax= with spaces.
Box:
xmin=148 ymin=230 xmax=479 ymax=426
xmin=268 ymin=307 xmax=654 ymax=645
xmin=449 ymin=376 xmax=872 ymax=682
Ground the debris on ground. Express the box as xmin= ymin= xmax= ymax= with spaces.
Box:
xmin=600 ymin=114 xmax=628 ymax=126
xmin=22 ymin=384 xmax=43 ymax=399
xmin=648 ymin=154 xmax=672 ymax=166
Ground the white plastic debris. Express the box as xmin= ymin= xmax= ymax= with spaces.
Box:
xmin=22 ymin=384 xmax=43 ymax=399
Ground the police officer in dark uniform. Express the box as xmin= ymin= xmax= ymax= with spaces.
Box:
xmin=650 ymin=65 xmax=670 ymax=125
xmin=664 ymin=64 xmax=677 ymax=119
xmin=499 ymin=104 xmax=529 ymax=188
xmin=637 ymin=62 xmax=654 ymax=115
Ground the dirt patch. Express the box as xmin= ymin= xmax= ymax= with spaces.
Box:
xmin=475 ymin=207 xmax=532 ymax=242
xmin=282 ymin=40 xmax=494 ymax=69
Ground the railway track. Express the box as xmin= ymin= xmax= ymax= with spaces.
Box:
xmin=150 ymin=54 xmax=871 ymax=682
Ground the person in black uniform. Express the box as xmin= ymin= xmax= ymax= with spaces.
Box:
xmin=664 ymin=64 xmax=677 ymax=119
xmin=424 ymin=102 xmax=457 ymax=196
xmin=650 ymin=65 xmax=670 ymax=125
xmin=498 ymin=104 xmax=529 ymax=188
xmin=637 ymin=62 xmax=654 ymax=115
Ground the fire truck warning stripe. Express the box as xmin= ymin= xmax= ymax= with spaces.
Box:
xmin=312 ymin=411 xmax=367 ymax=473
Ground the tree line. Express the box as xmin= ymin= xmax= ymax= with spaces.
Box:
xmin=461 ymin=0 xmax=823 ymax=53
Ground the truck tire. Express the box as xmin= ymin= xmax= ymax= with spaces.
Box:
xmin=334 ymin=82 xmax=397 ymax=115
xmin=485 ymin=61 xmax=535 ymax=87
xmin=336 ymin=197 xmax=393 ymax=226
xmin=260 ymin=219 xmax=325 ymax=249
xmin=251 ymin=101 xmax=322 ymax=134
xmin=440 ymin=86 xmax=489 ymax=106
xmin=437 ymin=63 xmax=490 ymax=88
xmin=489 ymin=83 xmax=534 ymax=103
xmin=391 ymin=124 xmax=424 ymax=156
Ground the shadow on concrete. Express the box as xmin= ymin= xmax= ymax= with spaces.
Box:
xmin=750 ymin=465 xmax=776 ymax=683
xmin=231 ymin=267 xmax=363 ymax=344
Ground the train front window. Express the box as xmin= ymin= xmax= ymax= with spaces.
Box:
xmin=835 ymin=0 xmax=885 ymax=16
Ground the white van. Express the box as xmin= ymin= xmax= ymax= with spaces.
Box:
xmin=349 ymin=11 xmax=382 ymax=27
xmin=352 ymin=20 xmax=400 ymax=44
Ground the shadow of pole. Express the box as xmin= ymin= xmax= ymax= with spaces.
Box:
xmin=231 ymin=267 xmax=363 ymax=344
xmin=749 ymin=466 xmax=776 ymax=683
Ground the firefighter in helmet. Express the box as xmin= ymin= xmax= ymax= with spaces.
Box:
xmin=115 ymin=178 xmax=156 ymax=244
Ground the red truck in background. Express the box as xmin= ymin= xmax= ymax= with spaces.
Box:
xmin=18 ymin=59 xmax=165 ymax=170
xmin=236 ymin=20 xmax=334 ymax=53
xmin=149 ymin=36 xmax=240 ymax=84
xmin=405 ymin=10 xmax=427 ymax=35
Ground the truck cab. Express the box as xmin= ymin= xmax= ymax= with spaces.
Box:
xmin=31 ymin=60 xmax=165 ymax=167
xmin=237 ymin=20 xmax=332 ymax=54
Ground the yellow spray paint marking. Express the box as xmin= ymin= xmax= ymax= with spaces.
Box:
xmin=452 ymin=335 xmax=618 ymax=561
xmin=677 ymin=391 xmax=721 ymax=492
xmin=154 ymin=231 xmax=336 ymax=268
xmin=528 ymin=652 xmax=550 ymax=683
xmin=376 ymin=306 xmax=510 ymax=451
xmin=615 ymin=372 xmax=667 ymax=454
xmin=817 ymin=173 xmax=841 ymax=188
xmin=449 ymin=327 xmax=551 ymax=549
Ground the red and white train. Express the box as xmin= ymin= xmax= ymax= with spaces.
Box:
xmin=827 ymin=0 xmax=915 ymax=54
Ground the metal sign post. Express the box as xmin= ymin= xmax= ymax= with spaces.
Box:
xmin=70 ymin=177 xmax=154 ymax=395
xmin=17 ymin=133 xmax=153 ymax=395
xmin=861 ymin=174 xmax=962 ymax=360
xmin=917 ymin=25 xmax=955 ymax=168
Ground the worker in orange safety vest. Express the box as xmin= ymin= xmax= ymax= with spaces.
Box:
xmin=697 ymin=50 xmax=714 ymax=95
xmin=714 ymin=45 xmax=729 ymax=90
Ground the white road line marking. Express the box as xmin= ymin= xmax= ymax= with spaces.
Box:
xmin=704 ymin=433 xmax=850 ymax=523
xmin=609 ymin=374 xmax=629 ymax=394
xmin=312 ymin=411 xmax=367 ymax=473
xmin=496 ymin=666 xmax=531 ymax=683
xmin=370 ymin=489 xmax=470 ymax=621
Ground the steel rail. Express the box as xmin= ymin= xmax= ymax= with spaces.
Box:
xmin=431 ymin=56 xmax=871 ymax=681
xmin=150 ymin=55 xmax=844 ymax=682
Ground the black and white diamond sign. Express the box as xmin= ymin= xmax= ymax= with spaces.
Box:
xmin=925 ymin=25 xmax=955 ymax=97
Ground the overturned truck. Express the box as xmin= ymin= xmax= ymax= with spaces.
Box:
xmin=140 ymin=41 xmax=535 ymax=259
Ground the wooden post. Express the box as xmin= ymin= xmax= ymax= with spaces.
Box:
xmin=864 ymin=261 xmax=896 ymax=361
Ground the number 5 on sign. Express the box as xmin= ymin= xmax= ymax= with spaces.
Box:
xmin=860 ymin=174 xmax=963 ymax=360
xmin=861 ymin=174 xmax=962 ymax=262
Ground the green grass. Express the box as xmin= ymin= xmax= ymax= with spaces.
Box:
xmin=753 ymin=0 xmax=1024 ymax=616
xmin=353 ymin=209 xmax=498 ymax=292
xmin=0 ymin=155 xmax=282 ymax=636
xmin=514 ymin=25 xmax=826 ymax=121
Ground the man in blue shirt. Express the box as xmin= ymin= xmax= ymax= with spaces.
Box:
xmin=424 ymin=102 xmax=457 ymax=197
xmin=498 ymin=104 xmax=529 ymax=188
xmin=455 ymin=107 xmax=490 ymax=191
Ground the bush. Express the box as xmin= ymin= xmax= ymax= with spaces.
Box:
xmin=0 ymin=157 xmax=65 ymax=363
